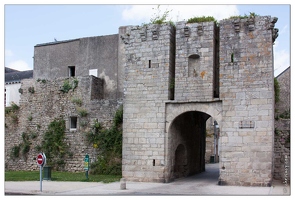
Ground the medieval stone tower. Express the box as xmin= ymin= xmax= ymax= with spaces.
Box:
xmin=121 ymin=16 xmax=278 ymax=186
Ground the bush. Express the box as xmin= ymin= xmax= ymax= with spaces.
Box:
xmin=77 ymin=107 xmax=88 ymax=117
xmin=60 ymin=78 xmax=78 ymax=93
xmin=187 ymin=16 xmax=216 ymax=23
xmin=71 ymin=97 xmax=83 ymax=106
xmin=150 ymin=5 xmax=172 ymax=25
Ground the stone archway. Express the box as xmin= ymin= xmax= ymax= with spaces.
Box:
xmin=164 ymin=101 xmax=222 ymax=182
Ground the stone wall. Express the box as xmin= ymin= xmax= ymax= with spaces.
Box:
xmin=274 ymin=119 xmax=290 ymax=181
xmin=175 ymin=21 xmax=217 ymax=101
xmin=33 ymin=34 xmax=121 ymax=99
xmin=205 ymin=117 xmax=216 ymax=163
xmin=219 ymin=16 xmax=276 ymax=186
xmin=273 ymin=67 xmax=290 ymax=181
xmin=275 ymin=67 xmax=290 ymax=116
xmin=122 ymin=24 xmax=175 ymax=182
xmin=5 ymin=76 xmax=121 ymax=171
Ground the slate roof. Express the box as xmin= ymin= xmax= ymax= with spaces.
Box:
xmin=5 ymin=67 xmax=19 ymax=73
xmin=5 ymin=67 xmax=33 ymax=84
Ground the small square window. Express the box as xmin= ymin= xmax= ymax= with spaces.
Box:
xmin=69 ymin=66 xmax=75 ymax=77
xmin=70 ymin=116 xmax=77 ymax=130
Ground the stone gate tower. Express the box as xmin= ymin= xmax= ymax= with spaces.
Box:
xmin=218 ymin=16 xmax=277 ymax=186
xmin=121 ymin=15 xmax=278 ymax=186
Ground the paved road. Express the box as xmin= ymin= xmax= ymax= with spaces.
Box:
xmin=4 ymin=163 xmax=290 ymax=196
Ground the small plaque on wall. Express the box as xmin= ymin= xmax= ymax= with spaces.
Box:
xmin=239 ymin=121 xmax=255 ymax=129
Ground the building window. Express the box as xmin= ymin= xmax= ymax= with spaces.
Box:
xmin=70 ymin=116 xmax=77 ymax=131
xmin=69 ymin=66 xmax=75 ymax=77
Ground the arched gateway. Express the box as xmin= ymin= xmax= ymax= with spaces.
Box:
xmin=122 ymin=16 xmax=276 ymax=186
xmin=164 ymin=101 xmax=222 ymax=182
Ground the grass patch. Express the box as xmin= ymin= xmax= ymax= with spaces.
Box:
xmin=5 ymin=170 xmax=121 ymax=183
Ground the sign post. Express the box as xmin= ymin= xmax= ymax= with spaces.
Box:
xmin=84 ymin=154 xmax=89 ymax=180
xmin=37 ymin=152 xmax=46 ymax=192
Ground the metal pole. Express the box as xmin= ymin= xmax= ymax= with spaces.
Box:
xmin=40 ymin=166 xmax=42 ymax=192
xmin=213 ymin=121 xmax=217 ymax=163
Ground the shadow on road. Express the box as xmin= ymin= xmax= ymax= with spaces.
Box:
xmin=174 ymin=163 xmax=219 ymax=185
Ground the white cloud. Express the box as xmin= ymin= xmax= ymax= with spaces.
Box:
xmin=122 ymin=5 xmax=239 ymax=23
xmin=5 ymin=49 xmax=13 ymax=57
xmin=7 ymin=60 xmax=32 ymax=71
xmin=122 ymin=5 xmax=154 ymax=22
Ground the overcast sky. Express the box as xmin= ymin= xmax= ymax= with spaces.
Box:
xmin=2 ymin=2 xmax=292 ymax=77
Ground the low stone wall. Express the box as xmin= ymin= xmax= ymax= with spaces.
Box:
xmin=274 ymin=119 xmax=290 ymax=182
xmin=5 ymin=76 xmax=121 ymax=172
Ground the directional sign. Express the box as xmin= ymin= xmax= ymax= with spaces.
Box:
xmin=37 ymin=153 xmax=44 ymax=166
xmin=84 ymin=154 xmax=89 ymax=171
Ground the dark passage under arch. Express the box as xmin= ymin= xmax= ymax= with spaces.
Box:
xmin=169 ymin=111 xmax=213 ymax=180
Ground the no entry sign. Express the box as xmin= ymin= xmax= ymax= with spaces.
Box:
xmin=37 ymin=152 xmax=46 ymax=192
xmin=37 ymin=153 xmax=46 ymax=167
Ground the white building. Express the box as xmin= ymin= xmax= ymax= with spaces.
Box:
xmin=5 ymin=67 xmax=33 ymax=107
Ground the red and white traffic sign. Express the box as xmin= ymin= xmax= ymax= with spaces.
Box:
xmin=37 ymin=153 xmax=44 ymax=166
xmin=37 ymin=152 xmax=46 ymax=192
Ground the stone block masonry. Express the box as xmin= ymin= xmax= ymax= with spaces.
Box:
xmin=122 ymin=15 xmax=277 ymax=185
xmin=219 ymin=16 xmax=276 ymax=186
xmin=5 ymin=76 xmax=121 ymax=172
xmin=175 ymin=21 xmax=218 ymax=101
xmin=122 ymin=24 xmax=176 ymax=182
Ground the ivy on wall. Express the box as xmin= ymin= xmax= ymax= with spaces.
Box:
xmin=86 ymin=105 xmax=123 ymax=175
xmin=10 ymin=131 xmax=36 ymax=161
xmin=37 ymin=118 xmax=72 ymax=170
xmin=274 ymin=77 xmax=280 ymax=104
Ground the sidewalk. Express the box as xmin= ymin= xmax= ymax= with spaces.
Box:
xmin=4 ymin=179 xmax=291 ymax=196
xmin=4 ymin=164 xmax=291 ymax=196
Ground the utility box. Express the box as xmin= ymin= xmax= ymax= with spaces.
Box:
xmin=43 ymin=166 xmax=51 ymax=180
